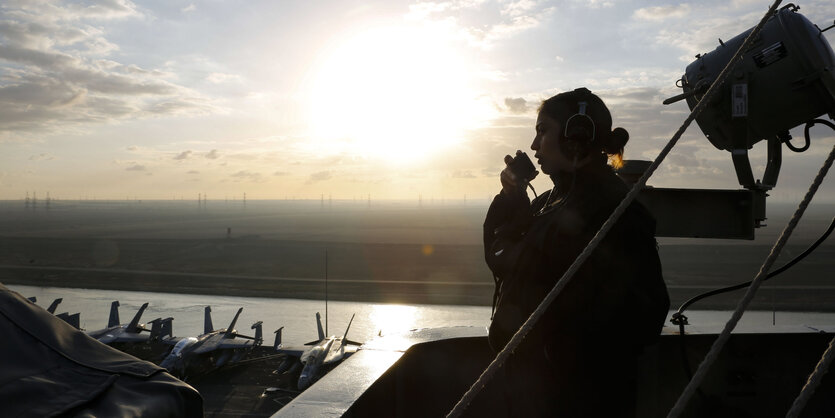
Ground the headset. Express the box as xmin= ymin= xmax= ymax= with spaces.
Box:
xmin=561 ymin=87 xmax=597 ymax=159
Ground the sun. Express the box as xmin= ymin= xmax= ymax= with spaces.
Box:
xmin=304 ymin=24 xmax=489 ymax=165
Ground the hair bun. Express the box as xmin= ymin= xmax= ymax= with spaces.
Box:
xmin=604 ymin=127 xmax=629 ymax=154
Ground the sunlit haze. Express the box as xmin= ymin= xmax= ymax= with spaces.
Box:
xmin=1 ymin=1 xmax=833 ymax=202
xmin=306 ymin=24 xmax=492 ymax=164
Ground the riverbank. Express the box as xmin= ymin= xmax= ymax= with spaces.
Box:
xmin=1 ymin=200 xmax=833 ymax=310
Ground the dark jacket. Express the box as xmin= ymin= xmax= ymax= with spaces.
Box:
xmin=0 ymin=283 xmax=203 ymax=417
xmin=482 ymin=164 xmax=669 ymax=417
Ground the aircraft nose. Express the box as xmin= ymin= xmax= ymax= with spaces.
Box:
xmin=298 ymin=376 xmax=310 ymax=390
xmin=160 ymin=355 xmax=175 ymax=370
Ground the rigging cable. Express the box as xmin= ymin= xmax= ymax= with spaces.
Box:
xmin=786 ymin=336 xmax=835 ymax=418
xmin=670 ymin=118 xmax=835 ymax=391
xmin=667 ymin=130 xmax=835 ymax=418
xmin=445 ymin=2 xmax=784 ymax=417
xmin=674 ymin=213 xmax=834 ymax=316
xmin=783 ymin=119 xmax=835 ymax=418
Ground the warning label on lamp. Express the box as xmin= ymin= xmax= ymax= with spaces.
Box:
xmin=732 ymin=84 xmax=748 ymax=118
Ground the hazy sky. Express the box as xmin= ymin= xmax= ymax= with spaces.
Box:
xmin=1 ymin=0 xmax=833 ymax=202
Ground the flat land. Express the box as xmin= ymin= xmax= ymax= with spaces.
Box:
xmin=1 ymin=200 xmax=832 ymax=310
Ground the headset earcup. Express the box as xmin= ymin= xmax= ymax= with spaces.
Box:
xmin=560 ymin=134 xmax=587 ymax=159
xmin=563 ymin=115 xmax=595 ymax=158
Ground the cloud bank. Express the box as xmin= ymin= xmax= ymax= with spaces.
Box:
xmin=0 ymin=1 xmax=212 ymax=136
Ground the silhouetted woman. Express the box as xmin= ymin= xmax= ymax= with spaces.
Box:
xmin=482 ymin=87 xmax=669 ymax=417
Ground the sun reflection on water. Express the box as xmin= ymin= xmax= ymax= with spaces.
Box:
xmin=369 ymin=304 xmax=420 ymax=337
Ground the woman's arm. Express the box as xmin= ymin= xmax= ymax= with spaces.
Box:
xmin=483 ymin=190 xmax=532 ymax=276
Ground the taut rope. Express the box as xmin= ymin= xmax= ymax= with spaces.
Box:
xmin=786 ymin=335 xmax=835 ymax=418
xmin=667 ymin=141 xmax=835 ymax=418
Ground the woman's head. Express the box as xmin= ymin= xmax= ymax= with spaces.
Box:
xmin=531 ymin=88 xmax=628 ymax=175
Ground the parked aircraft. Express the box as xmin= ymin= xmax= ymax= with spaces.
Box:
xmin=55 ymin=312 xmax=81 ymax=329
xmin=86 ymin=301 xmax=154 ymax=344
xmin=149 ymin=317 xmax=175 ymax=342
xmin=45 ymin=298 xmax=62 ymax=314
xmin=35 ymin=297 xmax=82 ymax=329
xmin=277 ymin=312 xmax=361 ymax=390
xmin=159 ymin=306 xmax=263 ymax=379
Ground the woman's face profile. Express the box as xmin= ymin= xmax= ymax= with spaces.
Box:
xmin=532 ymin=112 xmax=575 ymax=175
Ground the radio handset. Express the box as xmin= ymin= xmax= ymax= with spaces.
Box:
xmin=507 ymin=150 xmax=538 ymax=183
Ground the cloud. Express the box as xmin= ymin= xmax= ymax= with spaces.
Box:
xmin=205 ymin=149 xmax=220 ymax=159
xmin=308 ymin=171 xmax=332 ymax=183
xmin=28 ymin=153 xmax=54 ymax=161
xmin=126 ymin=164 xmax=146 ymax=171
xmin=572 ymin=0 xmax=615 ymax=8
xmin=480 ymin=69 xmax=509 ymax=81
xmin=633 ymin=5 xmax=691 ymax=21
xmin=451 ymin=170 xmax=476 ymax=178
xmin=145 ymin=99 xmax=212 ymax=116
xmin=406 ymin=2 xmax=451 ymax=19
xmin=504 ymin=97 xmax=529 ymax=114
xmin=182 ymin=4 xmax=197 ymax=13
xmin=501 ymin=0 xmax=537 ymax=17
xmin=73 ymin=0 xmax=142 ymax=20
xmin=659 ymin=148 xmax=725 ymax=179
xmin=631 ymin=4 xmax=776 ymax=63
xmin=0 ymin=2 xmax=213 ymax=136
xmin=274 ymin=171 xmax=289 ymax=176
xmin=462 ymin=15 xmax=543 ymax=48
xmin=206 ymin=72 xmax=242 ymax=84
xmin=407 ymin=0 xmax=548 ymax=49
xmin=3 ymin=0 xmax=142 ymax=23
xmin=407 ymin=1 xmax=488 ymax=19
xmin=187 ymin=170 xmax=199 ymax=174
xmin=174 ymin=150 xmax=192 ymax=160
xmin=230 ymin=170 xmax=263 ymax=182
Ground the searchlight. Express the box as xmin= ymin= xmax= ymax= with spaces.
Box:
xmin=628 ymin=3 xmax=835 ymax=239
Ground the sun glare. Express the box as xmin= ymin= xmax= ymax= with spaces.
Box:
xmin=369 ymin=304 xmax=419 ymax=336
xmin=306 ymin=24 xmax=488 ymax=165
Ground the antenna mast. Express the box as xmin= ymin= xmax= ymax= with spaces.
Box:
xmin=325 ymin=249 xmax=328 ymax=336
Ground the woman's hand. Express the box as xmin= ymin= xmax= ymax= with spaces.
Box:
xmin=500 ymin=154 xmax=524 ymax=197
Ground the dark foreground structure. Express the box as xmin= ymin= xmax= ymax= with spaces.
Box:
xmin=0 ymin=284 xmax=203 ymax=417
xmin=275 ymin=325 xmax=835 ymax=418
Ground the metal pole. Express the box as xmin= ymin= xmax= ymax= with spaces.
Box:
xmin=325 ymin=249 xmax=328 ymax=336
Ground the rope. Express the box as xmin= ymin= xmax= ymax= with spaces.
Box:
xmin=674 ymin=119 xmax=835 ymax=316
xmin=668 ymin=141 xmax=835 ymax=418
xmin=445 ymin=2 xmax=784 ymax=416
xmin=786 ymin=336 xmax=835 ymax=418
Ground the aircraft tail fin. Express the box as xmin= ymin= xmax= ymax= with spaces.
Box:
xmin=58 ymin=312 xmax=81 ymax=329
xmin=47 ymin=298 xmax=63 ymax=314
xmin=343 ymin=313 xmax=355 ymax=341
xmin=274 ymin=327 xmax=283 ymax=349
xmin=149 ymin=318 xmax=162 ymax=340
xmin=224 ymin=307 xmax=243 ymax=337
xmin=68 ymin=312 xmax=81 ymax=329
xmin=204 ymin=306 xmax=214 ymax=335
xmin=251 ymin=321 xmax=263 ymax=344
xmin=161 ymin=317 xmax=174 ymax=339
xmin=107 ymin=301 xmax=120 ymax=327
xmin=316 ymin=312 xmax=325 ymax=341
xmin=126 ymin=302 xmax=149 ymax=333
